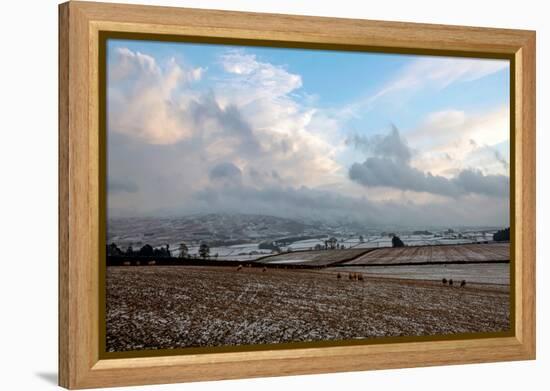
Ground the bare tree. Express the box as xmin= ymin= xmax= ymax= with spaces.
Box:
xmin=199 ymin=243 xmax=210 ymax=259
xmin=178 ymin=242 xmax=189 ymax=258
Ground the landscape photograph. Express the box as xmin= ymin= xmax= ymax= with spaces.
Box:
xmin=105 ymin=39 xmax=511 ymax=353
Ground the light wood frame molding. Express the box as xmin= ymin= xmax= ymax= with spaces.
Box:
xmin=59 ymin=1 xmax=536 ymax=389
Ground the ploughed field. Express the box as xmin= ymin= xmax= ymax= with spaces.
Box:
xmin=106 ymin=265 xmax=510 ymax=352
xmin=343 ymin=243 xmax=509 ymax=266
xmin=257 ymin=248 xmax=368 ymax=266
xmin=256 ymin=243 xmax=509 ymax=267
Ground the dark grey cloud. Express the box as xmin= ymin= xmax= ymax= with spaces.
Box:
xmin=350 ymin=159 xmax=508 ymax=197
xmin=347 ymin=124 xmax=412 ymax=162
xmin=190 ymin=182 xmax=509 ymax=227
xmin=193 ymin=184 xmax=380 ymax=223
xmin=108 ymin=179 xmax=139 ymax=194
xmin=348 ymin=127 xmax=509 ymax=198
xmin=454 ymin=169 xmax=509 ymax=197
xmin=350 ymin=157 xmax=457 ymax=196
xmin=187 ymin=93 xmax=261 ymax=156
xmin=209 ymin=162 xmax=242 ymax=181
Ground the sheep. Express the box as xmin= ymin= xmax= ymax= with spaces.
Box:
xmin=460 ymin=280 xmax=466 ymax=288
xmin=123 ymin=261 xmax=131 ymax=266
xmin=442 ymin=278 xmax=448 ymax=285
xmin=262 ymin=266 xmax=267 ymax=272
xmin=449 ymin=279 xmax=453 ymax=286
xmin=348 ymin=273 xmax=359 ymax=281
xmin=147 ymin=260 xmax=156 ymax=266
xmin=236 ymin=265 xmax=243 ymax=271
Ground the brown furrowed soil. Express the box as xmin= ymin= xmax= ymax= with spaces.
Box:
xmin=258 ymin=248 xmax=369 ymax=266
xmin=345 ymin=243 xmax=509 ymax=265
xmin=106 ymin=266 xmax=510 ymax=352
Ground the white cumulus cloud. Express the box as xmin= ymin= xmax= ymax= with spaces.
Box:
xmin=108 ymin=47 xmax=205 ymax=145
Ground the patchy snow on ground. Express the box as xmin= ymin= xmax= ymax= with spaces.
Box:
xmin=106 ymin=266 xmax=510 ymax=352
xmin=327 ymin=263 xmax=510 ymax=285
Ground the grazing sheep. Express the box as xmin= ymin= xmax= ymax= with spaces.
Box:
xmin=337 ymin=272 xmax=342 ymax=279
xmin=147 ymin=260 xmax=156 ymax=266
xmin=460 ymin=280 xmax=466 ymax=288
xmin=236 ymin=265 xmax=243 ymax=271
xmin=123 ymin=261 xmax=131 ymax=266
xmin=442 ymin=278 xmax=448 ymax=285
xmin=263 ymin=266 xmax=267 ymax=272
xmin=449 ymin=279 xmax=453 ymax=286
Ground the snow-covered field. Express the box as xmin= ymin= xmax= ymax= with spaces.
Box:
xmin=107 ymin=214 xmax=502 ymax=262
xmin=106 ymin=266 xmax=510 ymax=352
xmin=183 ymin=235 xmax=497 ymax=259
xmin=184 ymin=243 xmax=273 ymax=261
xmin=327 ymin=263 xmax=510 ymax=285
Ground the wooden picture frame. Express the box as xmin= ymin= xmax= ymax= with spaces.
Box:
xmin=59 ymin=1 xmax=536 ymax=389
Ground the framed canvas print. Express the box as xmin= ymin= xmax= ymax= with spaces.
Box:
xmin=59 ymin=1 xmax=536 ymax=389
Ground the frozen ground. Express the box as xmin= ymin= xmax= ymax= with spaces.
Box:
xmin=106 ymin=266 xmax=510 ymax=352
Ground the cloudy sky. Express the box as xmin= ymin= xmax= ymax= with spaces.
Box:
xmin=107 ymin=39 xmax=510 ymax=227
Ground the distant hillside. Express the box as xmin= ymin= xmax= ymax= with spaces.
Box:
xmin=107 ymin=213 xmax=318 ymax=247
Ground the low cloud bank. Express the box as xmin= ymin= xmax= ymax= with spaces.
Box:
xmin=348 ymin=126 xmax=509 ymax=198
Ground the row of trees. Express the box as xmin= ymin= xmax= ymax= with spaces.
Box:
xmin=178 ymin=242 xmax=211 ymax=259
xmin=107 ymin=243 xmax=172 ymax=257
xmin=262 ymin=237 xmax=352 ymax=252
xmin=107 ymin=232 xmax=427 ymax=260
xmin=313 ymin=240 xmax=349 ymax=251
xmin=493 ymin=228 xmax=510 ymax=242
xmin=107 ymin=242 xmax=213 ymax=259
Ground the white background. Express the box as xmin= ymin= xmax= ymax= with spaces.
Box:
xmin=0 ymin=0 xmax=547 ymax=389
